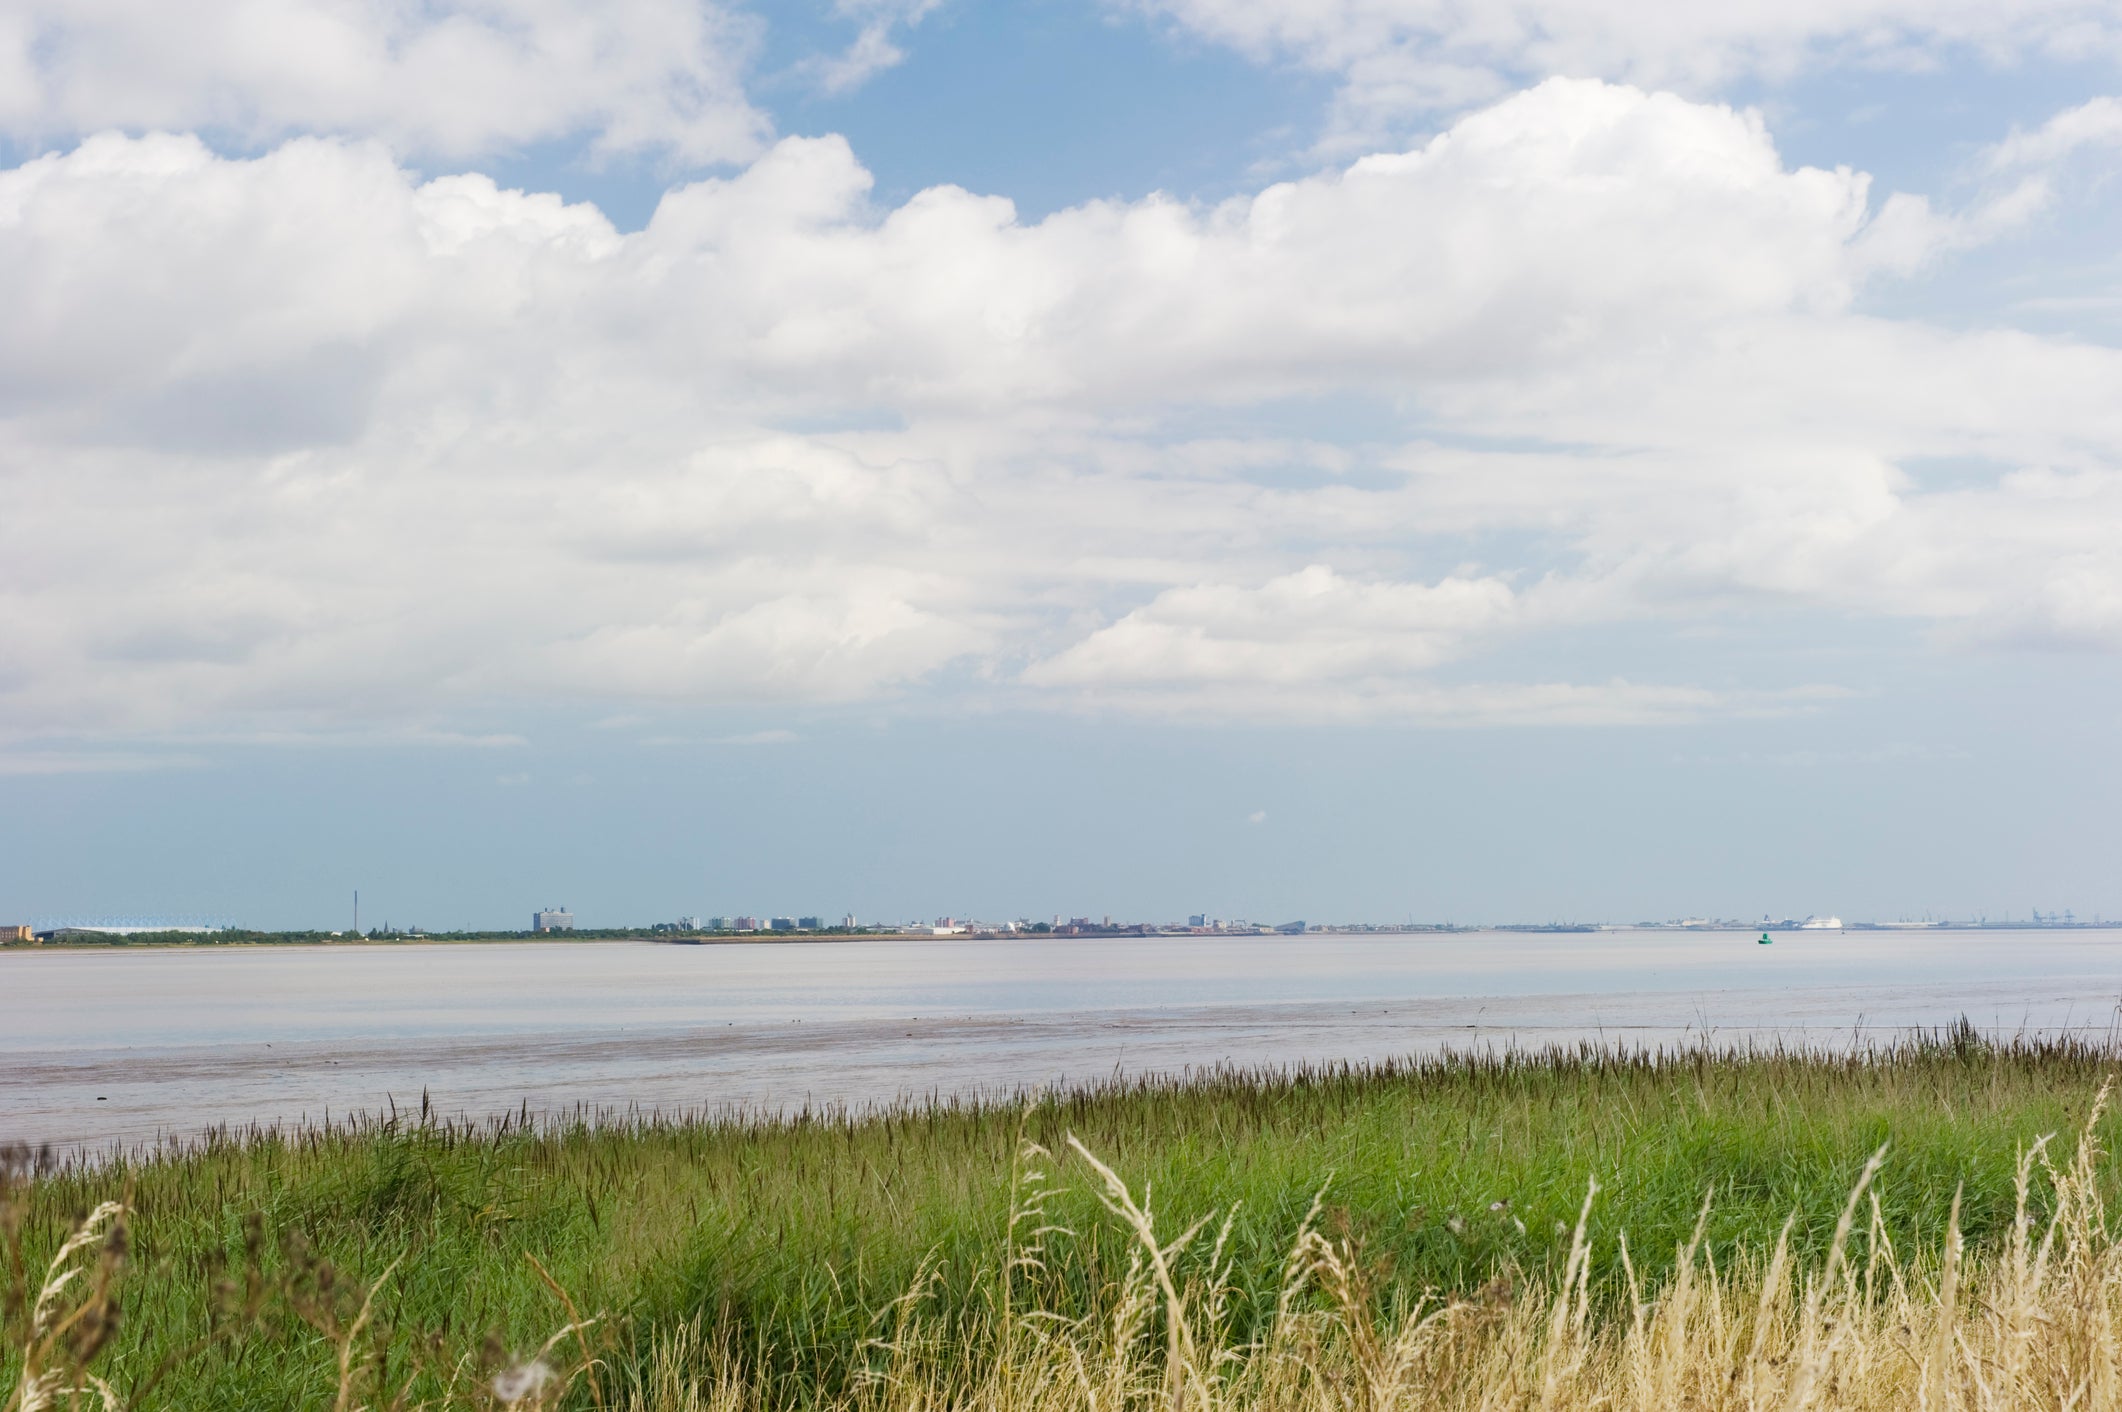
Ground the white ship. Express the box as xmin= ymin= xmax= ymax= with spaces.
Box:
xmin=1799 ymin=915 xmax=1844 ymax=930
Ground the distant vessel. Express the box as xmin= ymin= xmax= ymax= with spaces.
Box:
xmin=1799 ymin=915 xmax=1844 ymax=931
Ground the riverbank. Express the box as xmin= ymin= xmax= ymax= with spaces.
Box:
xmin=6 ymin=1037 xmax=2120 ymax=1408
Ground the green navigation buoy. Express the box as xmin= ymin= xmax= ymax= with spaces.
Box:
xmin=1758 ymin=932 xmax=1773 ymax=945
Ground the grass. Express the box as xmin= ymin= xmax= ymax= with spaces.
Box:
xmin=7 ymin=1033 xmax=2122 ymax=1408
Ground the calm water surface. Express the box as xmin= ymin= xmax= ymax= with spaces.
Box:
xmin=5 ymin=930 xmax=2119 ymax=1150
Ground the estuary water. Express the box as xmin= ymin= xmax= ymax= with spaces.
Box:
xmin=4 ymin=929 xmax=2120 ymax=1151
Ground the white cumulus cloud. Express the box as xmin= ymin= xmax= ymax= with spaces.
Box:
xmin=0 ymin=0 xmax=770 ymax=161
xmin=2 ymin=78 xmax=2120 ymax=740
xmin=1129 ymin=0 xmax=2122 ymax=150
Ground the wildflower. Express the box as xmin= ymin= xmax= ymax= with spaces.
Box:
xmin=492 ymin=1360 xmax=555 ymax=1403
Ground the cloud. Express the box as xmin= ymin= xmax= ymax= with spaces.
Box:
xmin=549 ymin=583 xmax=987 ymax=701
xmin=0 ymin=81 xmax=1891 ymax=421
xmin=0 ymin=750 xmax=208 ymax=774
xmin=1022 ymin=566 xmax=1527 ymax=688
xmin=796 ymin=0 xmax=944 ymax=95
xmin=0 ymin=0 xmax=770 ymax=162
xmin=1022 ymin=676 xmax=1844 ymax=726
xmin=1129 ymin=0 xmax=2122 ymax=149
xmin=1985 ymin=95 xmax=2122 ymax=172
xmin=2 ymin=81 xmax=2120 ymax=735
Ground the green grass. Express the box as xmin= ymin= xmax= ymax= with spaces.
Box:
xmin=6 ymin=1035 xmax=2119 ymax=1409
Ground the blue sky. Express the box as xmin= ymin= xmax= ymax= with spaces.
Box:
xmin=3 ymin=0 xmax=2122 ymax=928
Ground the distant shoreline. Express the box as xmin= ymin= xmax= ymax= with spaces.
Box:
xmin=1 ymin=930 xmax=941 ymax=953
xmin=4 ymin=919 xmax=2114 ymax=954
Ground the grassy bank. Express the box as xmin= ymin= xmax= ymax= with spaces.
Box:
xmin=6 ymin=1036 xmax=2121 ymax=1409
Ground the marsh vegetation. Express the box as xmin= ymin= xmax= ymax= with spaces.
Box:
xmin=8 ymin=1036 xmax=2122 ymax=1409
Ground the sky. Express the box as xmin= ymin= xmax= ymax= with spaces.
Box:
xmin=5 ymin=0 xmax=2122 ymax=930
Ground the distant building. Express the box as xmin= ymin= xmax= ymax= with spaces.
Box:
xmin=1274 ymin=920 xmax=1306 ymax=935
xmin=1188 ymin=914 xmax=1207 ymax=928
xmin=841 ymin=914 xmax=858 ymax=928
xmin=797 ymin=916 xmax=822 ymax=929
xmin=533 ymin=908 xmax=574 ymax=932
xmin=4 ymin=924 xmax=31 ymax=944
xmin=733 ymin=916 xmax=759 ymax=931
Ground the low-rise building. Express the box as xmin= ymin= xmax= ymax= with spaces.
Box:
xmin=4 ymin=924 xmax=32 ymax=944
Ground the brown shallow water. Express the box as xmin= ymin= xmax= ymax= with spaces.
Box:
xmin=5 ymin=929 xmax=2120 ymax=1151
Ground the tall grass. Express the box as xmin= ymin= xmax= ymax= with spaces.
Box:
xmin=8 ymin=1036 xmax=2122 ymax=1408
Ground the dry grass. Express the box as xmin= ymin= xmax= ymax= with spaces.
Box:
xmin=15 ymin=1074 xmax=2122 ymax=1409
xmin=621 ymin=1081 xmax=2122 ymax=1411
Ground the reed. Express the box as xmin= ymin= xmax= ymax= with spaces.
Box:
xmin=7 ymin=1034 xmax=2122 ymax=1408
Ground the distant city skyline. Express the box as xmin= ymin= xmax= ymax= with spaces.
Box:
xmin=14 ymin=906 xmax=2112 ymax=940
